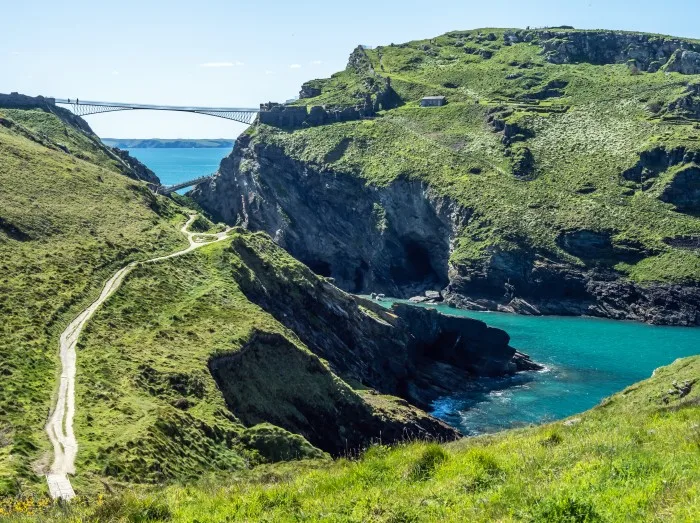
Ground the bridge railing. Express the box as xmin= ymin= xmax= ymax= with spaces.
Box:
xmin=53 ymin=99 xmax=259 ymax=125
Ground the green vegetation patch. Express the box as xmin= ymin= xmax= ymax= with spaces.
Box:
xmin=263 ymin=28 xmax=700 ymax=282
xmin=0 ymin=111 xmax=187 ymax=495
xmin=9 ymin=355 xmax=700 ymax=521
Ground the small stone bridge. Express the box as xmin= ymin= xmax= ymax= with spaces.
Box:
xmin=157 ymin=175 xmax=214 ymax=195
xmin=54 ymin=98 xmax=259 ymax=125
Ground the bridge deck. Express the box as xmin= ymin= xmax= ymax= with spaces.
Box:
xmin=54 ymin=99 xmax=259 ymax=124
xmin=160 ymin=175 xmax=214 ymax=195
xmin=54 ymin=99 xmax=258 ymax=113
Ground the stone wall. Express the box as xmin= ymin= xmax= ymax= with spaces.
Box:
xmin=258 ymin=101 xmax=370 ymax=129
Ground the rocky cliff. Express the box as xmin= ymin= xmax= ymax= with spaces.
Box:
xmin=504 ymin=29 xmax=700 ymax=73
xmin=193 ymin=28 xmax=700 ymax=326
xmin=225 ymin=231 xmax=539 ymax=415
xmin=193 ymin=133 xmax=700 ymax=325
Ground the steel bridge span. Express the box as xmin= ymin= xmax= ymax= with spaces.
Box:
xmin=158 ymin=175 xmax=214 ymax=195
xmin=54 ymin=98 xmax=259 ymax=125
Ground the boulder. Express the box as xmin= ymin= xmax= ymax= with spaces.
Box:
xmin=663 ymin=49 xmax=700 ymax=75
xmin=660 ymin=164 xmax=700 ymax=213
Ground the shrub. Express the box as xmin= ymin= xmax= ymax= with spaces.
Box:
xmin=407 ymin=444 xmax=449 ymax=481
xmin=534 ymin=495 xmax=603 ymax=522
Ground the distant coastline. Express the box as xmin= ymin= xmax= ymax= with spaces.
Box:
xmin=102 ymin=138 xmax=235 ymax=149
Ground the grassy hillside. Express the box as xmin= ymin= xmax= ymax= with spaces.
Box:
xmin=5 ymin=355 xmax=698 ymax=521
xmin=69 ymin=238 xmax=310 ymax=491
xmin=0 ymin=106 xmax=188 ymax=495
xmin=261 ymin=28 xmax=700 ymax=284
xmin=0 ymin=104 xmax=454 ymax=499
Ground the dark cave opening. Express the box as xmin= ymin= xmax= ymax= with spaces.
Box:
xmin=390 ymin=239 xmax=445 ymax=288
xmin=304 ymin=259 xmax=332 ymax=277
xmin=353 ymin=260 xmax=369 ymax=293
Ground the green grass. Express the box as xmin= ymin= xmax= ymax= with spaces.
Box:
xmin=262 ymin=28 xmax=700 ymax=282
xmin=0 ymin=104 xmax=445 ymax=500
xmin=70 ymin=238 xmax=290 ymax=491
xmin=5 ymin=355 xmax=698 ymax=521
xmin=0 ymin=109 xmax=188 ymax=495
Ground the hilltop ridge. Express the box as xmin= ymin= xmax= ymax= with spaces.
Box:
xmin=194 ymin=27 xmax=700 ymax=325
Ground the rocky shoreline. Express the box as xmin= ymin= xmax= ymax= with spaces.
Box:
xmin=192 ymin=135 xmax=700 ymax=327
xmin=212 ymin=232 xmax=542 ymax=450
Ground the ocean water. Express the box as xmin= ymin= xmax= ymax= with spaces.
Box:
xmin=124 ymin=147 xmax=232 ymax=190
xmin=378 ymin=301 xmax=700 ymax=435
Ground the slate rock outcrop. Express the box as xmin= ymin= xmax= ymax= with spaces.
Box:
xmin=504 ymin=30 xmax=700 ymax=73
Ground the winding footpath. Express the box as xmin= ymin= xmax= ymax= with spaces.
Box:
xmin=45 ymin=214 xmax=231 ymax=500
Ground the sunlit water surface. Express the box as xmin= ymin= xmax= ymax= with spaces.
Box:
xmin=376 ymin=300 xmax=700 ymax=435
xmin=125 ymin=147 xmax=231 ymax=192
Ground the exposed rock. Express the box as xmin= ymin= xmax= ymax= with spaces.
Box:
xmin=556 ymin=229 xmax=647 ymax=263
xmin=260 ymin=47 xmax=401 ymax=130
xmin=623 ymin=146 xmax=700 ymax=183
xmin=663 ymin=235 xmax=700 ymax=250
xmin=622 ymin=145 xmax=700 ymax=213
xmin=486 ymin=106 xmax=536 ymax=179
xmin=193 ymin=131 xmax=700 ymax=326
xmin=258 ymin=103 xmax=308 ymax=128
xmin=210 ymin=332 xmax=459 ymax=455
xmin=193 ymin=135 xmax=461 ymax=298
xmin=662 ymin=49 xmax=700 ymax=75
xmin=662 ymin=379 xmax=697 ymax=403
xmin=299 ymin=82 xmax=323 ymax=99
xmin=667 ymin=83 xmax=700 ymax=119
xmin=563 ymin=417 xmax=581 ymax=426
xmin=511 ymin=143 xmax=536 ymax=179
xmin=659 ymin=164 xmax=700 ymax=213
xmin=391 ymin=303 xmax=535 ymax=376
xmin=504 ymin=30 xmax=700 ymax=73
xmin=520 ymin=79 xmax=568 ymax=101
xmin=109 ymin=147 xmax=159 ymax=184
xmin=222 ymin=232 xmax=539 ymax=417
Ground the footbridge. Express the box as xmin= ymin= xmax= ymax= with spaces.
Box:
xmin=157 ymin=174 xmax=214 ymax=195
xmin=54 ymin=98 xmax=259 ymax=125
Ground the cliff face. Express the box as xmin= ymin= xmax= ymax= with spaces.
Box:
xmin=194 ymin=135 xmax=460 ymax=298
xmin=505 ymin=29 xmax=700 ymax=73
xmin=193 ymin=135 xmax=700 ymax=326
xmin=193 ymin=28 xmax=700 ymax=326
xmin=224 ymin=231 xmax=539 ymax=415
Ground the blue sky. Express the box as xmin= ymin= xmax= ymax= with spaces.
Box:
xmin=4 ymin=0 xmax=700 ymax=138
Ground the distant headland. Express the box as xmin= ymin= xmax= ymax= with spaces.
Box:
xmin=102 ymin=138 xmax=235 ymax=148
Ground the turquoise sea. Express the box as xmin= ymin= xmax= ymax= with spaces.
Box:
xmin=124 ymin=147 xmax=232 ymax=191
xmin=380 ymin=301 xmax=700 ymax=435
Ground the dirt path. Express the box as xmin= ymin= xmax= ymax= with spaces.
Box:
xmin=45 ymin=214 xmax=231 ymax=500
